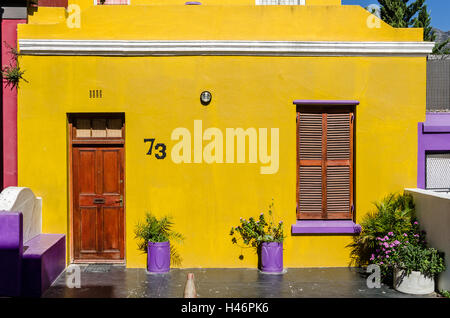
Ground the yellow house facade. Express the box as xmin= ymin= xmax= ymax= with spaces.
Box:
xmin=16 ymin=0 xmax=432 ymax=269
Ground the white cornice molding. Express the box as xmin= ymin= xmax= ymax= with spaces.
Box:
xmin=18 ymin=39 xmax=435 ymax=57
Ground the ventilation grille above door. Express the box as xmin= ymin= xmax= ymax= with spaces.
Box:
xmin=75 ymin=118 xmax=122 ymax=138
xmin=69 ymin=114 xmax=125 ymax=144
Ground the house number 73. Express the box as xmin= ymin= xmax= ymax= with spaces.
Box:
xmin=144 ymin=138 xmax=167 ymax=159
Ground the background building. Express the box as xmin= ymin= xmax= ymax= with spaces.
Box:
xmin=417 ymin=56 xmax=450 ymax=192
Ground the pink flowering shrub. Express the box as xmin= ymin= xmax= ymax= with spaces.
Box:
xmin=370 ymin=223 xmax=426 ymax=278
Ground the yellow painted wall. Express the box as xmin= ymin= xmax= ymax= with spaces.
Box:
xmin=66 ymin=0 xmax=341 ymax=9
xmin=17 ymin=4 xmax=426 ymax=268
xmin=20 ymin=5 xmax=422 ymax=41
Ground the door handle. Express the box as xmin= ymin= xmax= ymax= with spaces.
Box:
xmin=93 ymin=198 xmax=105 ymax=204
xmin=115 ymin=195 xmax=123 ymax=207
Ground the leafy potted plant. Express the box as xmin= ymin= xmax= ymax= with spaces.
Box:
xmin=393 ymin=244 xmax=445 ymax=295
xmin=229 ymin=200 xmax=285 ymax=274
xmin=135 ymin=212 xmax=184 ymax=273
xmin=347 ymin=192 xmax=446 ymax=293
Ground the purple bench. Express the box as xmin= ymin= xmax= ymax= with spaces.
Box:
xmin=0 ymin=212 xmax=66 ymax=297
xmin=0 ymin=212 xmax=23 ymax=296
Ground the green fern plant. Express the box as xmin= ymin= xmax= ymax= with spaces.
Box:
xmin=347 ymin=192 xmax=417 ymax=268
xmin=134 ymin=212 xmax=185 ymax=266
xmin=1 ymin=64 xmax=27 ymax=89
xmin=1 ymin=42 xmax=27 ymax=89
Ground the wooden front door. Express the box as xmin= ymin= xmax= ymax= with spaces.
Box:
xmin=69 ymin=115 xmax=126 ymax=262
xmin=73 ymin=146 xmax=125 ymax=261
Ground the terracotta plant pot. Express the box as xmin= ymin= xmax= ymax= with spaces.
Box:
xmin=259 ymin=242 xmax=283 ymax=273
xmin=394 ymin=268 xmax=435 ymax=295
xmin=147 ymin=241 xmax=170 ymax=273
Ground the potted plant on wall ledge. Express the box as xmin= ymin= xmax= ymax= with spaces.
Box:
xmin=135 ymin=212 xmax=185 ymax=274
xmin=229 ymin=199 xmax=285 ymax=274
xmin=393 ymin=244 xmax=445 ymax=295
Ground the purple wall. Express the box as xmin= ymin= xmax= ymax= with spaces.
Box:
xmin=417 ymin=112 xmax=450 ymax=189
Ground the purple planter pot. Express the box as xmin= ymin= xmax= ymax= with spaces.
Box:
xmin=259 ymin=242 xmax=283 ymax=273
xmin=147 ymin=241 xmax=170 ymax=273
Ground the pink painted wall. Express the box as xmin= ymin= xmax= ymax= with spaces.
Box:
xmin=37 ymin=0 xmax=68 ymax=7
xmin=2 ymin=19 xmax=27 ymax=189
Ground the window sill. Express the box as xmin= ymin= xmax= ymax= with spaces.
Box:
xmin=291 ymin=220 xmax=361 ymax=235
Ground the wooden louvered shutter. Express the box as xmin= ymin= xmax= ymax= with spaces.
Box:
xmin=297 ymin=112 xmax=324 ymax=219
xmin=297 ymin=107 xmax=354 ymax=220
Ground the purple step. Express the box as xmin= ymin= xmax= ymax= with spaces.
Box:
xmin=22 ymin=234 xmax=66 ymax=297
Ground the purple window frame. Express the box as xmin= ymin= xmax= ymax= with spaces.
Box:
xmin=417 ymin=113 xmax=450 ymax=189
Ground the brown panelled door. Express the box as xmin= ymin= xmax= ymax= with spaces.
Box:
xmin=297 ymin=106 xmax=354 ymax=220
xmin=71 ymin=115 xmax=125 ymax=262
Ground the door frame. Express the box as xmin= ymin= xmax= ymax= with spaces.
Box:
xmin=68 ymin=113 xmax=126 ymax=264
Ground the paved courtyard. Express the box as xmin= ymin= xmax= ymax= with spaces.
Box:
xmin=42 ymin=266 xmax=438 ymax=298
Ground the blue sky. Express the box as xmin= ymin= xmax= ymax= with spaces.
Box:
xmin=342 ymin=0 xmax=450 ymax=31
